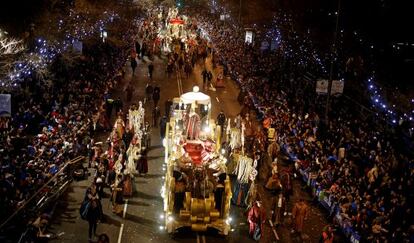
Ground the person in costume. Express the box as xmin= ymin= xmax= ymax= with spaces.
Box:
xmin=111 ymin=174 xmax=124 ymax=215
xmin=291 ymin=198 xmax=309 ymax=234
xmin=248 ymin=199 xmax=266 ymax=240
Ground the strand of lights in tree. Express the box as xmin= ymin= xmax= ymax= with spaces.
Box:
xmin=367 ymin=76 xmax=414 ymax=125
xmin=352 ymin=31 xmax=414 ymax=126
xmin=0 ymin=11 xmax=118 ymax=88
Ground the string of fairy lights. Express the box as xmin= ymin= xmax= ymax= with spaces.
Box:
xmin=0 ymin=11 xmax=118 ymax=89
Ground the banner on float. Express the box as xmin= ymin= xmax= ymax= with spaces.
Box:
xmin=0 ymin=94 xmax=11 ymax=117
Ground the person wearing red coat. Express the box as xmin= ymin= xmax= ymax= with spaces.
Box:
xmin=248 ymin=200 xmax=266 ymax=240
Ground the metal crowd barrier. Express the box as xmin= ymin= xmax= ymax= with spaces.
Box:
xmin=0 ymin=156 xmax=85 ymax=230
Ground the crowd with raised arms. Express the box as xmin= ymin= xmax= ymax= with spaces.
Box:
xmin=185 ymin=8 xmax=414 ymax=243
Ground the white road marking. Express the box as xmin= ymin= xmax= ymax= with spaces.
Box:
xmin=215 ymin=97 xmax=220 ymax=103
xmin=123 ymin=199 xmax=128 ymax=218
xmin=117 ymin=223 xmax=124 ymax=243
xmin=268 ymin=219 xmax=280 ymax=240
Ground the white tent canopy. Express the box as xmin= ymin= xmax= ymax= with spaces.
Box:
xmin=180 ymin=86 xmax=211 ymax=105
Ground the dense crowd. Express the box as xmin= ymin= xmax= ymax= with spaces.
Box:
xmin=189 ymin=8 xmax=414 ymax=243
xmin=0 ymin=37 xmax=129 ymax=238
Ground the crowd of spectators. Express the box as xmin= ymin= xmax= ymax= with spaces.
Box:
xmin=189 ymin=8 xmax=414 ymax=243
xmin=0 ymin=39 xmax=129 ymax=231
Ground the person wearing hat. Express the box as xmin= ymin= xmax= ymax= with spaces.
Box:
xmin=247 ymin=199 xmax=266 ymax=241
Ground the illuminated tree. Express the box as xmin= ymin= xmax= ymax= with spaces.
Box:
xmin=0 ymin=30 xmax=25 ymax=55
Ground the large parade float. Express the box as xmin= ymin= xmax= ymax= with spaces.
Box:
xmin=161 ymin=86 xmax=232 ymax=235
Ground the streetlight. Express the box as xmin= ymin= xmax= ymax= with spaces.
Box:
xmin=325 ymin=0 xmax=341 ymax=122
xmin=238 ymin=0 xmax=242 ymax=24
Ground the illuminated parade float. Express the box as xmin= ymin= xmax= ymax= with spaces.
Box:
xmin=161 ymin=86 xmax=232 ymax=235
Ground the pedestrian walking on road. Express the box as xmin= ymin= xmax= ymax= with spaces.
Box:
xmin=82 ymin=183 xmax=103 ymax=241
xmin=202 ymin=69 xmax=208 ymax=90
xmin=217 ymin=110 xmax=226 ymax=137
xmin=165 ymin=99 xmax=173 ymax=118
xmin=152 ymin=106 xmax=161 ymax=127
xmin=207 ymin=70 xmax=213 ymax=88
xmin=166 ymin=59 xmax=174 ymax=78
xmin=160 ymin=116 xmax=167 ymax=139
xmin=86 ymin=199 xmax=102 ymax=241
xmin=291 ymin=198 xmax=309 ymax=234
xmin=125 ymin=83 xmax=134 ymax=102
xmin=131 ymin=57 xmax=137 ymax=76
xmin=141 ymin=42 xmax=147 ymax=59
xmin=148 ymin=62 xmax=154 ymax=80
xmin=184 ymin=62 xmax=192 ymax=79
xmin=145 ymin=83 xmax=153 ymax=104
xmin=136 ymin=149 xmax=148 ymax=176
xmin=153 ymin=86 xmax=160 ymax=107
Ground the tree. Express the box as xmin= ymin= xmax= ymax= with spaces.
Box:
xmin=0 ymin=29 xmax=25 ymax=55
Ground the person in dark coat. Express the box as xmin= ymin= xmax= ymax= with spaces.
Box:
xmin=141 ymin=42 xmax=147 ymax=59
xmin=136 ymin=150 xmax=148 ymax=176
xmin=152 ymin=106 xmax=161 ymax=127
xmin=125 ymin=83 xmax=134 ymax=102
xmin=152 ymin=86 xmax=160 ymax=107
xmin=165 ymin=99 xmax=173 ymax=118
xmin=86 ymin=199 xmax=102 ymax=241
xmin=217 ymin=111 xmax=226 ymax=137
xmin=145 ymin=83 xmax=153 ymax=104
xmin=217 ymin=110 xmax=226 ymax=127
xmin=207 ymin=71 xmax=213 ymax=88
xmin=202 ymin=69 xmax=208 ymax=90
xmin=131 ymin=58 xmax=137 ymax=76
xmin=148 ymin=62 xmax=154 ymax=80
xmin=160 ymin=116 xmax=167 ymax=139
